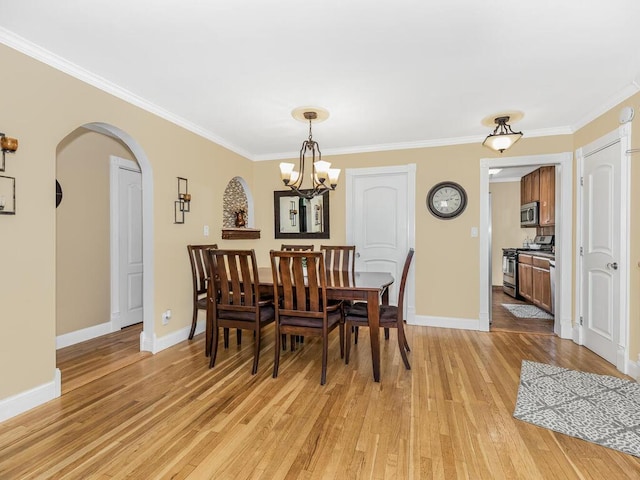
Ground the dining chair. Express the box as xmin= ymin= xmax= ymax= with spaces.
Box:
xmin=280 ymin=244 xmax=315 ymax=251
xmin=320 ymin=245 xmax=355 ymax=273
xmin=187 ymin=244 xmax=218 ymax=340
xmin=270 ymin=250 xmax=345 ymax=385
xmin=279 ymin=244 xmax=314 ymax=350
xmin=344 ymin=248 xmax=415 ymax=370
xmin=206 ymin=249 xmax=275 ymax=374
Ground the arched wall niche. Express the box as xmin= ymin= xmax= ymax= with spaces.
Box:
xmin=221 ymin=176 xmax=260 ymax=239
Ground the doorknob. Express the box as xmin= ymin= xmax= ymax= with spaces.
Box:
xmin=607 ymin=262 xmax=618 ymax=270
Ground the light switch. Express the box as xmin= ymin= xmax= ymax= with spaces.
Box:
xmin=204 ymin=225 xmax=209 ymax=236
xmin=471 ymin=227 xmax=478 ymax=237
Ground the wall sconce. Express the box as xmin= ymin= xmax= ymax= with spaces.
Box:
xmin=174 ymin=177 xmax=191 ymax=224
xmin=0 ymin=133 xmax=18 ymax=172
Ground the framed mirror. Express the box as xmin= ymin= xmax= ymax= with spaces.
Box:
xmin=274 ymin=190 xmax=329 ymax=239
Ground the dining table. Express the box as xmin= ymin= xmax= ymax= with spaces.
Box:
xmin=257 ymin=267 xmax=394 ymax=382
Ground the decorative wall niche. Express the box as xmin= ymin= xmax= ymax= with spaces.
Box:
xmin=222 ymin=176 xmax=259 ymax=239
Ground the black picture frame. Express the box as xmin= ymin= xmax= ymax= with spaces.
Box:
xmin=274 ymin=189 xmax=330 ymax=239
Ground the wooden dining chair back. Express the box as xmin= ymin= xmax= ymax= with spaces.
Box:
xmin=269 ymin=250 xmax=345 ymax=385
xmin=345 ymin=248 xmax=415 ymax=369
xmin=280 ymin=244 xmax=315 ymax=251
xmin=187 ymin=244 xmax=218 ymax=340
xmin=206 ymin=249 xmax=275 ymax=374
xmin=320 ymin=245 xmax=355 ymax=273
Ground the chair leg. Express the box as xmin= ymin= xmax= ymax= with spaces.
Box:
xmin=290 ymin=335 xmax=297 ymax=352
xmin=223 ymin=328 xmax=230 ymax=349
xmin=252 ymin=329 xmax=260 ymax=375
xmin=273 ymin=328 xmax=281 ymax=378
xmin=354 ymin=325 xmax=358 ymax=344
xmin=188 ymin=304 xmax=198 ymax=340
xmin=237 ymin=329 xmax=242 ymax=346
xmin=339 ymin=322 xmax=345 ymax=359
xmin=209 ymin=324 xmax=220 ymax=368
xmin=384 ymin=327 xmax=390 ymax=340
xmin=397 ymin=326 xmax=411 ymax=370
xmin=321 ymin=332 xmax=328 ymax=385
xmin=345 ymin=322 xmax=352 ymax=364
xmin=282 ymin=334 xmax=287 ymax=351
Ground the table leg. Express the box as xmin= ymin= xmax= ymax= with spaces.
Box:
xmin=367 ymin=290 xmax=381 ymax=382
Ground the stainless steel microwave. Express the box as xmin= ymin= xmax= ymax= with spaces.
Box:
xmin=520 ymin=202 xmax=538 ymax=227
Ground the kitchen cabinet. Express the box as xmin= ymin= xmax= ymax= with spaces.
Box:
xmin=518 ymin=254 xmax=533 ymax=302
xmin=520 ymin=166 xmax=555 ymax=226
xmin=538 ymin=166 xmax=555 ymax=226
xmin=520 ymin=169 xmax=540 ymax=205
xmin=532 ymin=257 xmax=552 ymax=312
xmin=518 ymin=253 xmax=552 ymax=313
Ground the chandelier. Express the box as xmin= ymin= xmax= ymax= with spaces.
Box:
xmin=279 ymin=108 xmax=340 ymax=199
xmin=482 ymin=115 xmax=523 ymax=153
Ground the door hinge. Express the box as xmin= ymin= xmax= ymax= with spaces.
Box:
xmin=579 ymin=316 xmax=583 ymax=326
xmin=580 ymin=246 xmax=583 ymax=256
xmin=580 ymin=176 xmax=584 ymax=186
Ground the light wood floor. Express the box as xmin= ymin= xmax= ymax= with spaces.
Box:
xmin=1 ymin=321 xmax=639 ymax=479
xmin=491 ymin=286 xmax=555 ymax=335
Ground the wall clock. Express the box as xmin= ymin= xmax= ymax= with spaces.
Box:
xmin=56 ymin=180 xmax=63 ymax=208
xmin=426 ymin=181 xmax=467 ymax=219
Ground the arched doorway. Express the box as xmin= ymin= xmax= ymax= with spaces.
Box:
xmin=56 ymin=122 xmax=154 ymax=353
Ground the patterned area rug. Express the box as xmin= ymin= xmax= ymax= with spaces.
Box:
xmin=514 ymin=360 xmax=640 ymax=457
xmin=502 ymin=303 xmax=553 ymax=320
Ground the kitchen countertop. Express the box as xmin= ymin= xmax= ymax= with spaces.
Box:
xmin=517 ymin=249 xmax=555 ymax=259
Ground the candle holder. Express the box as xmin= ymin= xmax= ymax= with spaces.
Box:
xmin=175 ymin=177 xmax=191 ymax=224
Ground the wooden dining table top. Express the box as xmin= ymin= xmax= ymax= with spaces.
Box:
xmin=256 ymin=267 xmax=394 ymax=292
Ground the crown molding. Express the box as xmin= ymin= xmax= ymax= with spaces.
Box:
xmin=571 ymin=82 xmax=640 ymax=132
xmin=0 ymin=28 xmax=253 ymax=160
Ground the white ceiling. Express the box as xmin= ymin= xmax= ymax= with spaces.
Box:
xmin=1 ymin=0 xmax=639 ymax=161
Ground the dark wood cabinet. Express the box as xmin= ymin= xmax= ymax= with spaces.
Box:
xmin=520 ymin=169 xmax=540 ymax=205
xmin=538 ymin=166 xmax=555 ymax=226
xmin=532 ymin=257 xmax=552 ymax=312
xmin=520 ymin=166 xmax=555 ymax=226
xmin=518 ymin=254 xmax=533 ymax=302
xmin=518 ymin=254 xmax=552 ymax=313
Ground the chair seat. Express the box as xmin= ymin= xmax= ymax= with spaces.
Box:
xmin=345 ymin=303 xmax=399 ymax=326
xmin=218 ymin=304 xmax=275 ymax=323
xmin=280 ymin=308 xmax=342 ymax=329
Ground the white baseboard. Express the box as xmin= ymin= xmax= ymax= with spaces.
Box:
xmin=628 ymin=356 xmax=640 ymax=382
xmin=410 ymin=315 xmax=480 ymax=331
xmin=0 ymin=369 xmax=61 ymax=423
xmin=56 ymin=321 xmax=115 ymax=349
xmin=145 ymin=319 xmax=205 ymax=354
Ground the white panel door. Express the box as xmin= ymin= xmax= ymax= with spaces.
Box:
xmin=118 ymin=167 xmax=143 ymax=328
xmin=582 ymin=141 xmax=621 ymax=364
xmin=347 ymin=167 xmax=413 ymax=309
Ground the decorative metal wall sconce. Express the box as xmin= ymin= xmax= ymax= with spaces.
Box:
xmin=0 ymin=133 xmax=18 ymax=172
xmin=0 ymin=175 xmax=16 ymax=215
xmin=174 ymin=177 xmax=191 ymax=224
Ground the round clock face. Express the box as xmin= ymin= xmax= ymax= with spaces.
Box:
xmin=56 ymin=180 xmax=63 ymax=208
xmin=427 ymin=181 xmax=467 ymax=219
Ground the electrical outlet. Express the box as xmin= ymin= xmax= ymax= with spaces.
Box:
xmin=204 ymin=225 xmax=209 ymax=236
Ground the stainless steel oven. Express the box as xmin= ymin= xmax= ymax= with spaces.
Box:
xmin=502 ymin=248 xmax=517 ymax=297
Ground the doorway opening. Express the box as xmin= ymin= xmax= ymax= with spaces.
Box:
xmin=55 ymin=122 xmax=155 ymax=392
xmin=479 ymin=152 xmax=572 ymax=338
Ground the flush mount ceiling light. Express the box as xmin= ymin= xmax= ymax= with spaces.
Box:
xmin=482 ymin=114 xmax=523 ymax=153
xmin=279 ymin=107 xmax=340 ymax=199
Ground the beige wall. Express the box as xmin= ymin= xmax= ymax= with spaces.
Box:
xmin=56 ymin=129 xmax=134 ymax=335
xmin=2 ymin=40 xmax=639 ymax=407
xmin=0 ymin=43 xmax=253 ymax=399
xmin=489 ymin=181 xmax=536 ymax=286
